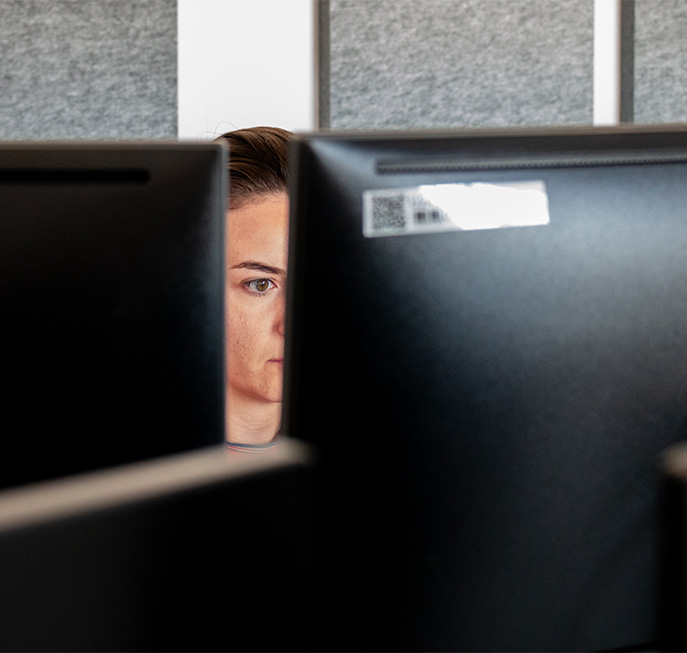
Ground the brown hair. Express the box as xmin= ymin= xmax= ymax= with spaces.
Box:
xmin=215 ymin=126 xmax=291 ymax=210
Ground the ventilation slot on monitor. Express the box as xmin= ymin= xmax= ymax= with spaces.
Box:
xmin=377 ymin=151 xmax=687 ymax=174
xmin=0 ymin=169 xmax=150 ymax=185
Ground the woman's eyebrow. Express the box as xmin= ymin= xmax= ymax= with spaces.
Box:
xmin=231 ymin=261 xmax=286 ymax=275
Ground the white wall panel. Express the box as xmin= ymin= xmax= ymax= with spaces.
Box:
xmin=178 ymin=0 xmax=316 ymax=139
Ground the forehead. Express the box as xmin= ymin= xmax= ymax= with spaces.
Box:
xmin=227 ymin=193 xmax=289 ymax=263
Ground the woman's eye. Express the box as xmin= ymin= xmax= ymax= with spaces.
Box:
xmin=245 ymin=278 xmax=275 ymax=294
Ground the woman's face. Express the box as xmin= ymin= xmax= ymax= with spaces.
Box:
xmin=226 ymin=193 xmax=289 ymax=405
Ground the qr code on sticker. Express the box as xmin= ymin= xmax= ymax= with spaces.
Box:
xmin=370 ymin=194 xmax=406 ymax=232
xmin=364 ymin=181 xmax=550 ymax=238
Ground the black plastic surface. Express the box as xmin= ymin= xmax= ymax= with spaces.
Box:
xmin=0 ymin=443 xmax=315 ymax=651
xmin=284 ymin=126 xmax=687 ymax=651
xmin=0 ymin=143 xmax=226 ymax=489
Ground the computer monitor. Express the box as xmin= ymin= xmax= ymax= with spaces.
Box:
xmin=0 ymin=439 xmax=315 ymax=651
xmin=0 ymin=142 xmax=226 ymax=490
xmin=283 ymin=125 xmax=687 ymax=651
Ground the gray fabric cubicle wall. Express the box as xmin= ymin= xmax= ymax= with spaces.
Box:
xmin=321 ymin=0 xmax=687 ymax=130
xmin=0 ymin=0 xmax=176 ymax=140
xmin=634 ymin=0 xmax=687 ymax=125
xmin=3 ymin=1 xmax=687 ymax=139
xmin=321 ymin=0 xmax=594 ymax=130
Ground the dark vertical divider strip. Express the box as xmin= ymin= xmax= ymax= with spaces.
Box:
xmin=620 ymin=0 xmax=635 ymax=124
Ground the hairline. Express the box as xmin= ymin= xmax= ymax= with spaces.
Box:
xmin=229 ymin=190 xmax=288 ymax=212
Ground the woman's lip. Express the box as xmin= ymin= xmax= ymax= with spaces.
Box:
xmin=269 ymin=358 xmax=284 ymax=364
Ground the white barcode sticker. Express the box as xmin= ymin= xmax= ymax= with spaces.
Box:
xmin=362 ymin=180 xmax=550 ymax=238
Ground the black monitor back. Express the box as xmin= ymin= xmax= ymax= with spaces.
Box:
xmin=0 ymin=440 xmax=315 ymax=652
xmin=284 ymin=126 xmax=687 ymax=651
xmin=0 ymin=142 xmax=225 ymax=490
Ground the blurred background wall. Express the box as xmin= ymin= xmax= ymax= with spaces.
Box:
xmin=0 ymin=0 xmax=685 ymax=140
